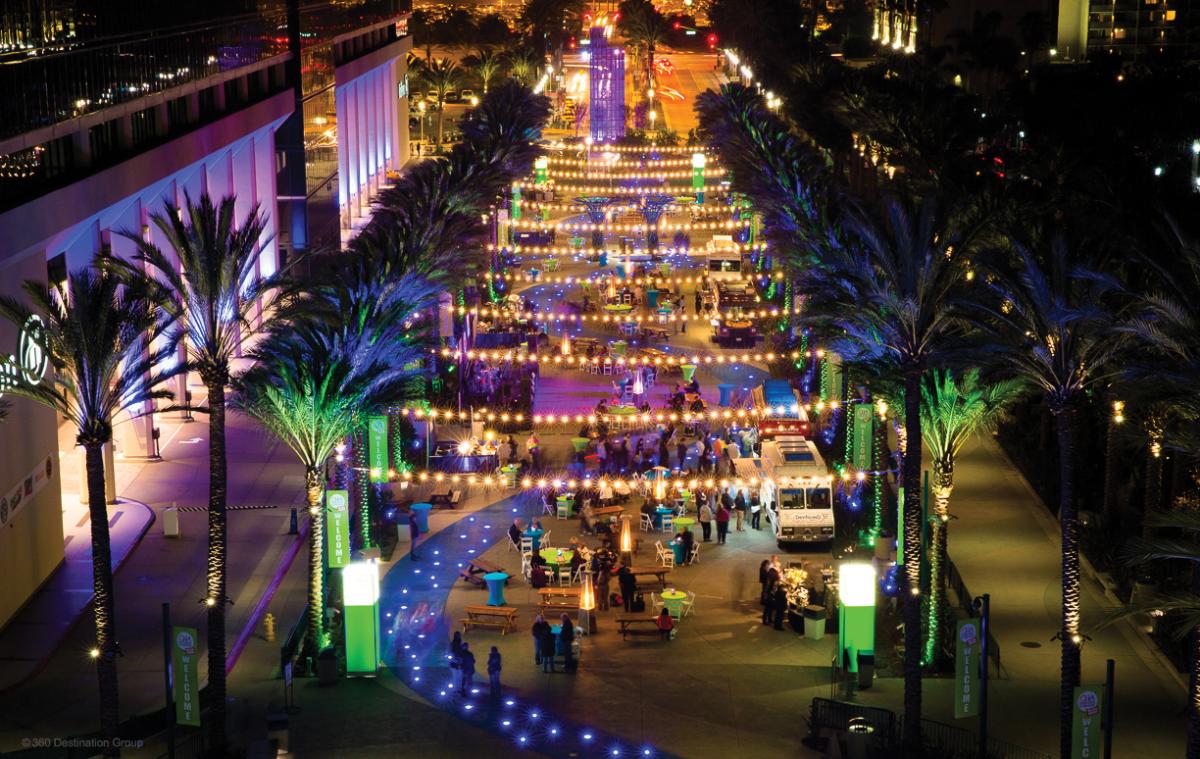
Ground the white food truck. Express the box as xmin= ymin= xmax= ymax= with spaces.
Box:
xmin=758 ymin=435 xmax=835 ymax=548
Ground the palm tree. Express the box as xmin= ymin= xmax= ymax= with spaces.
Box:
xmin=114 ymin=193 xmax=271 ymax=753
xmin=465 ymin=46 xmax=505 ymax=94
xmin=0 ymin=268 xmax=174 ymax=757
xmin=232 ymin=272 xmax=433 ymax=653
xmin=802 ymin=196 xmax=972 ymax=746
xmin=920 ymin=368 xmax=1023 ymax=664
xmin=420 ymin=58 xmax=462 ymax=151
xmin=505 ymin=47 xmax=541 ymax=88
xmin=618 ymin=0 xmax=669 ymax=96
xmin=970 ymin=238 xmax=1123 ymax=758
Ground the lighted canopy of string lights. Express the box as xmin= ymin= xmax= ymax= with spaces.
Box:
xmin=390 ymin=470 xmax=839 ymax=490
xmin=435 ymin=348 xmax=807 ymax=366
xmin=513 ymin=201 xmax=728 ymax=213
xmin=485 ymin=243 xmax=768 ymax=257
xmin=457 ymin=306 xmax=801 ymax=322
xmin=506 ymin=218 xmax=751 ymax=232
xmin=393 ymin=401 xmax=840 ymax=425
xmin=544 ymin=168 xmax=727 ymax=180
xmin=545 ymin=156 xmax=721 ymax=168
xmin=542 ymin=143 xmax=716 ymax=155
xmin=480 ymin=268 xmax=778 ymax=285
xmin=512 ymin=182 xmax=730 ymax=195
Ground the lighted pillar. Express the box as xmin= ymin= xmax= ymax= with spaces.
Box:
xmin=838 ymin=562 xmax=876 ymax=673
xmin=691 ymin=152 xmax=706 ymax=203
xmin=619 ymin=514 xmax=634 ymax=566
xmin=343 ymin=560 xmax=381 ymax=676
xmin=534 ymin=156 xmax=549 ymax=186
xmin=640 ymin=194 xmax=674 ymax=253
xmin=578 ymin=568 xmax=596 ymax=635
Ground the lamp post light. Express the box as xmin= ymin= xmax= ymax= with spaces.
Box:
xmin=417 ymin=100 xmax=426 ymax=146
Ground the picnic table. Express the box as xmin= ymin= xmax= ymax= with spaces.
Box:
xmin=628 ymin=566 xmax=670 ymax=589
xmin=461 ymin=605 xmax=519 ymax=635
xmin=592 ymin=505 xmax=624 ymax=518
xmin=538 ymin=586 xmax=582 ymax=599
xmin=468 ymin=557 xmax=504 ymax=575
xmin=615 ymin=614 xmax=662 ymax=641
xmin=539 ymin=598 xmax=582 ymax=613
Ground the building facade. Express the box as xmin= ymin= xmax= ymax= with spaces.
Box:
xmin=0 ymin=0 xmax=411 ymax=629
xmin=1057 ymin=0 xmax=1198 ymax=60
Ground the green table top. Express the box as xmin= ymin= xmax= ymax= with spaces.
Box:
xmin=540 ymin=548 xmax=574 ymax=567
xmin=604 ymin=303 xmax=633 ymax=313
xmin=674 ymin=517 xmax=696 ymax=529
xmin=608 ymin=405 xmax=638 ymax=415
xmin=661 ymin=590 xmax=686 ymax=602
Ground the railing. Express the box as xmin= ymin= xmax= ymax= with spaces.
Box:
xmin=918 ymin=719 xmax=1052 ymax=759
xmin=809 ymin=697 xmax=897 ymax=745
xmin=280 ymin=603 xmax=310 ymax=675
xmin=946 ymin=552 xmax=1002 ymax=676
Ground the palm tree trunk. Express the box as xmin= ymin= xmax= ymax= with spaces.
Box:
xmin=205 ymin=378 xmax=228 ymax=753
xmin=926 ymin=459 xmax=953 ymax=666
xmin=1190 ymin=561 xmax=1200 ymax=759
xmin=1101 ymin=414 xmax=1120 ymax=529
xmin=1056 ymin=406 xmax=1082 ymax=759
xmin=305 ymin=467 xmax=325 ymax=656
xmin=901 ymin=370 xmax=923 ymax=748
xmin=437 ymin=106 xmax=445 ymax=151
xmin=85 ymin=442 xmax=121 ymax=758
xmin=1143 ymin=436 xmax=1163 ymax=540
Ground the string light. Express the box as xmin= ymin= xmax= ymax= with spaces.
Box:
xmin=543 ymin=168 xmax=727 ymax=180
xmin=511 ymin=182 xmax=730 ymax=195
xmin=512 ymin=200 xmax=729 ymax=213
xmin=506 ymin=218 xmax=751 ymax=232
xmin=457 ymin=305 xmax=801 ymax=322
xmin=392 ymin=401 xmax=837 ymax=426
xmin=387 ymin=470 xmax=836 ymax=490
xmin=435 ymin=347 xmax=804 ymax=366
xmin=485 ymin=242 xmax=769 ymax=257
xmin=541 ymin=143 xmax=716 ymax=154
xmin=545 ymin=156 xmax=722 ymax=168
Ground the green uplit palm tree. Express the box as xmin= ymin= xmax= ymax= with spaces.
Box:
xmin=232 ymin=272 xmax=433 ymax=652
xmin=465 ymin=46 xmax=505 ymax=94
xmin=920 ymin=368 xmax=1023 ymax=664
xmin=420 ymin=58 xmax=462 ymax=151
xmin=0 ymin=268 xmax=174 ymax=758
xmin=802 ymin=196 xmax=974 ymax=746
xmin=506 ymin=46 xmax=542 ymax=88
xmin=970 ymin=238 xmax=1123 ymax=759
xmin=115 ymin=193 xmax=272 ymax=753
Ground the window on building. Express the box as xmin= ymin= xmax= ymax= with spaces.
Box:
xmin=130 ymin=107 xmax=157 ymax=144
xmin=1165 ymin=9 xmax=1177 ymax=20
xmin=1113 ymin=27 xmax=1128 ymax=38
xmin=167 ymin=96 xmax=190 ymax=129
xmin=198 ymin=86 xmax=218 ymax=119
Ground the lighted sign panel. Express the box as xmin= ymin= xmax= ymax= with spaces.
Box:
xmin=343 ymin=561 xmax=381 ymax=675
xmin=588 ymin=26 xmax=626 ymax=143
xmin=326 ymin=490 xmax=351 ymax=569
xmin=367 ymin=416 xmax=388 ymax=483
xmin=838 ymin=562 xmax=876 ymax=674
xmin=171 ymin=626 xmax=201 ymax=726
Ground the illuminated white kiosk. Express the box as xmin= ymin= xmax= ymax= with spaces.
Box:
xmin=343 ymin=560 xmax=381 ymax=676
xmin=838 ymin=562 xmax=876 ymax=677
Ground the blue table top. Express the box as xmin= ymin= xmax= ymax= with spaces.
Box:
xmin=484 ymin=572 xmax=509 ymax=581
xmin=525 ymin=528 xmax=544 ymax=537
xmin=411 ymin=502 xmax=432 ymax=510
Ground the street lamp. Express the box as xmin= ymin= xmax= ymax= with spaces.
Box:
xmin=417 ymin=100 xmax=426 ymax=146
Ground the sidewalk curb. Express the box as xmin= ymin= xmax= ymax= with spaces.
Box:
xmin=0 ymin=497 xmax=156 ymax=695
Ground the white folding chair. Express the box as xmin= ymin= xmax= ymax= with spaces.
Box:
xmin=557 ymin=564 xmax=572 ymax=585
xmin=571 ymin=565 xmax=585 ymax=585
xmin=542 ymin=501 xmax=555 ymax=517
xmin=689 ymin=543 xmax=700 ymax=564
xmin=650 ymin=591 xmax=662 ymax=611
xmin=640 ymin=513 xmax=654 ymax=532
xmin=661 ymin=514 xmax=674 ymax=533
xmin=520 ymin=535 xmax=534 ymax=554
xmin=521 ymin=554 xmax=533 ymax=581
xmin=681 ymin=590 xmax=695 ymax=617
xmin=657 ymin=544 xmax=675 ymax=569
xmin=508 ymin=533 xmax=520 ymax=552
xmin=541 ymin=530 xmax=552 ymax=546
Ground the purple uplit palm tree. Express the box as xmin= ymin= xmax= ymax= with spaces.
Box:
xmin=969 ymin=238 xmax=1123 ymax=759
xmin=0 ymin=268 xmax=175 ymax=758
xmin=115 ymin=193 xmax=274 ymax=754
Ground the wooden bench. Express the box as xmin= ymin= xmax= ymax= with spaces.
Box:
xmin=628 ymin=566 xmax=670 ymax=589
xmin=592 ymin=505 xmax=624 ymax=518
xmin=615 ymin=614 xmax=663 ymax=640
xmin=538 ymin=586 xmax=582 ymax=600
xmin=430 ymin=486 xmax=451 ymax=504
xmin=539 ymin=599 xmax=581 ymax=613
xmin=458 ymin=569 xmax=486 ymax=586
xmin=460 ymin=605 xmax=518 ymax=635
xmin=467 ymin=557 xmax=503 ymax=575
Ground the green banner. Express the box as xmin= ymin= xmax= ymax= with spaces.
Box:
xmin=1071 ymin=685 xmax=1104 ymax=759
xmin=171 ymin=626 xmax=201 ymax=727
xmin=852 ymin=403 xmax=873 ymax=471
xmin=511 ymin=184 xmax=522 ymax=220
xmin=326 ymin=490 xmax=351 ymax=569
xmin=367 ymin=416 xmax=388 ymax=484
xmin=954 ymin=619 xmax=981 ymax=718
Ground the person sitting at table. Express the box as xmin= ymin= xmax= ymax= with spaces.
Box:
xmin=530 ymin=562 xmax=549 ymax=589
xmin=595 ymin=397 xmax=609 ymax=415
xmin=640 ymin=500 xmax=657 ymax=521
xmin=508 ymin=518 xmax=525 ymax=548
xmin=531 ymin=550 xmax=548 ymax=569
xmin=678 ymin=527 xmax=695 ymax=564
xmin=569 ymin=549 xmax=585 ymax=577
xmin=655 ymin=607 xmax=675 ymax=640
xmin=686 ymin=376 xmax=701 ymax=395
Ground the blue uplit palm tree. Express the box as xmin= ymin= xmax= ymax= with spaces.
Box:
xmin=115 ymin=193 xmax=273 ymax=752
xmin=233 ymin=271 xmax=434 ymax=652
xmin=969 ymin=237 xmax=1124 ymax=758
xmin=0 ymin=268 xmax=174 ymax=757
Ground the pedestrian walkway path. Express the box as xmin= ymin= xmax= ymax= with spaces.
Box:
xmin=945 ymin=433 xmax=1186 ymax=757
xmin=0 ymin=497 xmax=153 ymax=691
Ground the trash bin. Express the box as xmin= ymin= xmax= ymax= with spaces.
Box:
xmin=803 ymin=605 xmax=826 ymax=640
xmin=845 ymin=717 xmax=875 ymax=759
xmin=265 ymin=711 xmax=289 ymax=753
xmin=317 ymin=647 xmax=338 ymax=686
xmin=856 ymin=650 xmax=875 ymax=690
xmin=598 ymin=252 xmax=608 ymax=267
xmin=162 ymin=506 xmax=180 ymax=538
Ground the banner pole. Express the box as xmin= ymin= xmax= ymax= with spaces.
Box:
xmin=977 ymin=593 xmax=990 ymax=759
xmin=162 ymin=602 xmax=176 ymax=759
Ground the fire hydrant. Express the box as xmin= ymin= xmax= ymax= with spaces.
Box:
xmin=264 ymin=613 xmax=276 ymax=642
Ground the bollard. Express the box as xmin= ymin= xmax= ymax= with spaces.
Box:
xmin=264 ymin=613 xmax=276 ymax=642
xmin=289 ymin=507 xmax=299 ymax=535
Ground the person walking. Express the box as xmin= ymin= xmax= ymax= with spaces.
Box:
xmin=618 ymin=564 xmax=637 ymax=612
xmin=734 ymin=490 xmax=747 ymax=531
xmin=694 ymin=289 xmax=703 ymax=315
xmin=459 ymin=642 xmax=476 ymax=695
xmin=487 ymin=646 xmax=502 ymax=698
xmin=758 ymin=560 xmax=771 ymax=606
xmin=676 ymin=436 xmax=688 ymax=470
xmin=409 ymin=511 xmax=422 ymax=560
xmin=658 ymin=431 xmax=671 ymax=468
xmin=531 ymin=614 xmax=550 ymax=665
xmin=698 ymin=500 xmax=713 ymax=542
xmin=750 ymin=491 xmax=762 ymax=530
xmin=527 ymin=432 xmax=541 ymax=470
xmin=762 ymin=579 xmax=775 ymax=625
xmin=715 ymin=501 xmax=730 ymax=544
xmin=597 ymin=567 xmax=611 ymax=611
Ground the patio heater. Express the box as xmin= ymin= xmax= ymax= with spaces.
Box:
xmin=619 ymin=514 xmax=634 ymax=566
xmin=578 ymin=568 xmax=597 ymax=635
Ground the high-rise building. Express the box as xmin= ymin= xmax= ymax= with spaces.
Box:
xmin=1056 ymin=0 xmax=1199 ymax=60
xmin=0 ymin=0 xmax=412 ymax=630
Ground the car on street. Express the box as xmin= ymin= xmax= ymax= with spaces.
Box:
xmin=444 ymin=90 xmax=461 ymax=103
xmin=460 ymin=89 xmax=475 ymax=102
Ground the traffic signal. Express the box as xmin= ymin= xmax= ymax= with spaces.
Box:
xmin=707 ymin=33 xmax=718 ymax=49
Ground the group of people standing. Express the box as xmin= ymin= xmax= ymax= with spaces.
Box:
xmin=759 ymin=555 xmax=789 ymax=631
xmin=696 ymin=487 xmax=763 ymax=544
xmin=449 ymin=631 xmax=503 ymax=697
xmin=530 ymin=613 xmax=577 ymax=673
